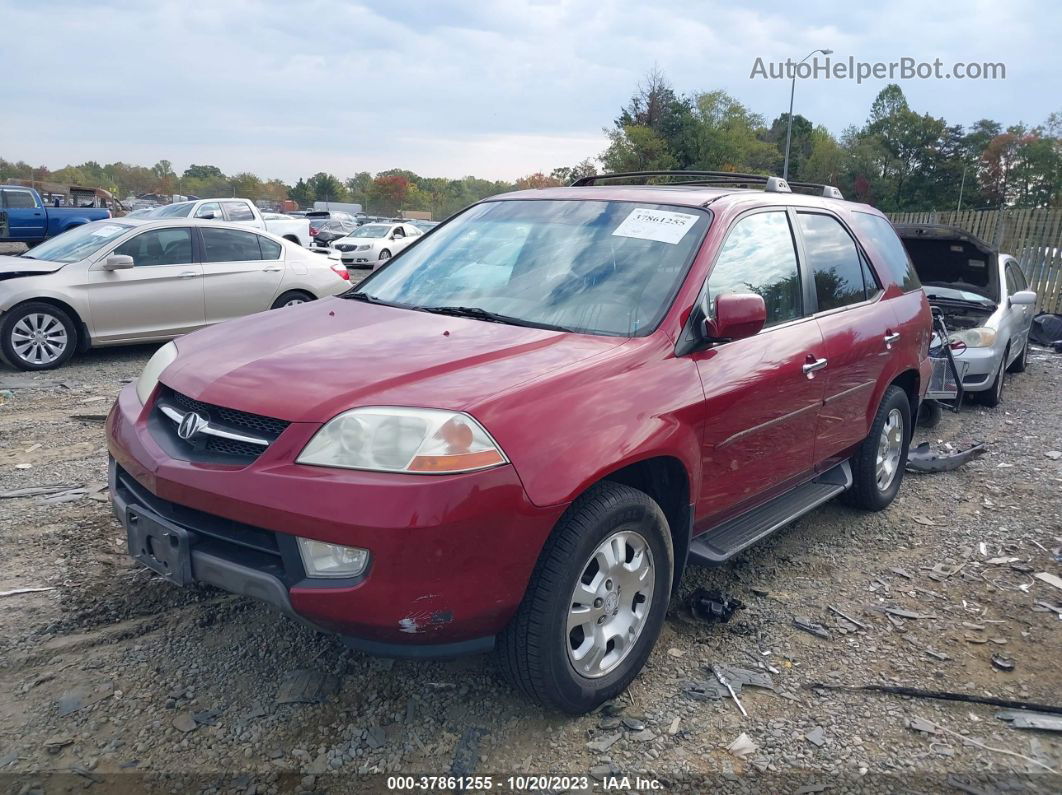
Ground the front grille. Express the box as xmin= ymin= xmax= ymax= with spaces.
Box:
xmin=334 ymin=243 xmax=354 ymax=252
xmin=167 ymin=388 xmax=290 ymax=438
xmin=151 ymin=387 xmax=291 ymax=465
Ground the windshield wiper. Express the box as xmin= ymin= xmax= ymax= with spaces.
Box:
xmin=419 ymin=305 xmax=574 ymax=332
xmin=342 ymin=291 xmax=384 ymax=303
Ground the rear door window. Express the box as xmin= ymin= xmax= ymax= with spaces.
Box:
xmin=221 ymin=201 xmax=255 ymax=222
xmin=259 ymin=236 xmax=282 ymax=260
xmin=797 ymin=213 xmax=868 ymax=311
xmin=708 ymin=211 xmax=802 ymax=327
xmin=201 ymin=227 xmax=264 ymax=262
xmin=849 ymin=212 xmax=921 ymax=292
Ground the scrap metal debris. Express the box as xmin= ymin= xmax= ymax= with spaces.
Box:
xmin=793 ymin=616 xmax=830 ymax=640
xmin=827 ymin=604 xmax=869 ymax=629
xmin=905 ymin=441 xmax=986 ymax=473
xmin=990 ymin=654 xmax=1015 ymax=672
xmin=725 ymin=732 xmax=758 ymax=758
xmin=1034 ymin=572 xmax=1062 ymax=592
xmin=996 ymin=710 xmax=1062 ymax=732
xmin=805 ymin=682 xmax=1062 ymax=715
xmin=710 ymin=665 xmax=747 ymax=717
xmin=0 ymin=484 xmax=81 ymax=499
xmin=689 ymin=588 xmax=744 ymax=623
xmin=682 ymin=664 xmax=774 ymax=704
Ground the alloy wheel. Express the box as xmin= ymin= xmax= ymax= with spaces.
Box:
xmin=566 ymin=529 xmax=655 ymax=678
xmin=11 ymin=312 xmax=68 ymax=365
xmin=875 ymin=408 xmax=904 ymax=491
xmin=283 ymin=298 xmax=307 ymax=307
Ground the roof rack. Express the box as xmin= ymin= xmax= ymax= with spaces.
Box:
xmin=570 ymin=170 xmax=844 ymax=200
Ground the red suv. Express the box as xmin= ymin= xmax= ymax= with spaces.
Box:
xmin=107 ymin=172 xmax=932 ymax=713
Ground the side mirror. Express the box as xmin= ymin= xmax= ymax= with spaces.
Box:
xmin=199 ymin=211 xmax=217 ymax=220
xmin=1010 ymin=290 xmax=1036 ymax=306
xmin=705 ymin=293 xmax=767 ymax=341
xmin=103 ymin=254 xmax=134 ymax=271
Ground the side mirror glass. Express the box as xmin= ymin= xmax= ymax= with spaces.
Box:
xmin=1010 ymin=290 xmax=1036 ymax=306
xmin=705 ymin=293 xmax=767 ymax=341
xmin=199 ymin=211 xmax=216 ymax=220
xmin=103 ymin=254 xmax=134 ymax=271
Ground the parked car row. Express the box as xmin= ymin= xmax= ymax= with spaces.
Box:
xmin=145 ymin=198 xmax=312 ymax=248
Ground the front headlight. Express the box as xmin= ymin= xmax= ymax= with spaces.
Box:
xmin=135 ymin=341 xmax=178 ymax=403
xmin=297 ymin=407 xmax=508 ymax=474
xmin=357 ymin=244 xmax=371 ymax=251
xmin=948 ymin=328 xmax=996 ymax=348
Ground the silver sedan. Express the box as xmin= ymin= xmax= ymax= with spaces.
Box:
xmin=0 ymin=218 xmax=351 ymax=370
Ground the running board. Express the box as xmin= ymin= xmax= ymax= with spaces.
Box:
xmin=688 ymin=461 xmax=852 ymax=566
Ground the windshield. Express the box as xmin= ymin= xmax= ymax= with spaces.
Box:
xmin=22 ymin=221 xmax=133 ymax=263
xmin=357 ymin=199 xmax=711 ymax=336
xmin=150 ymin=202 xmax=194 ymax=218
xmin=351 ymin=224 xmax=391 ymax=239
xmin=923 ymin=285 xmax=995 ymax=305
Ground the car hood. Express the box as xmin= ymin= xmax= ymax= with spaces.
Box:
xmin=160 ymin=297 xmax=627 ymax=423
xmin=0 ymin=255 xmax=66 ymax=277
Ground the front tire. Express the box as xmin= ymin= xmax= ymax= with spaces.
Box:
xmin=0 ymin=302 xmax=78 ymax=371
xmin=378 ymin=249 xmax=391 ymax=262
xmin=496 ymin=482 xmax=673 ymax=714
xmin=844 ymin=385 xmax=911 ymax=511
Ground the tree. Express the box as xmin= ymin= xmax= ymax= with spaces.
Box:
xmin=289 ymin=178 xmax=312 ymax=207
xmin=601 ymin=125 xmax=677 ymax=173
xmin=367 ymin=175 xmax=409 ymax=215
xmin=514 ymin=172 xmax=564 ymax=190
xmin=765 ymin=113 xmax=813 ymax=179
xmin=183 ymin=164 xmax=224 ymax=180
xmin=305 ymin=172 xmax=348 ymax=203
xmin=551 ymin=158 xmax=598 ymax=183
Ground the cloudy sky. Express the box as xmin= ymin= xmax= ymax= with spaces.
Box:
xmin=2 ymin=0 xmax=1058 ymax=182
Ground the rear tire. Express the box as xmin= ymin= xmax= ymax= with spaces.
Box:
xmin=0 ymin=301 xmax=78 ymax=371
xmin=496 ymin=482 xmax=673 ymax=714
xmin=843 ymin=385 xmax=911 ymax=511
xmin=1006 ymin=340 xmax=1028 ymax=373
xmin=976 ymin=351 xmax=1007 ymax=407
xmin=270 ymin=290 xmax=314 ymax=309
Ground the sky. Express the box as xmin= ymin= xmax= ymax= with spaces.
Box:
xmin=2 ymin=0 xmax=1059 ymax=183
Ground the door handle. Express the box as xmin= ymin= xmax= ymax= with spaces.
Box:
xmin=179 ymin=271 xmax=199 ymax=279
xmin=802 ymin=356 xmax=828 ymax=378
xmin=262 ymin=266 xmax=282 ymax=272
xmin=884 ymin=331 xmax=901 ymax=348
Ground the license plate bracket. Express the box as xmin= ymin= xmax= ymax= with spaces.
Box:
xmin=126 ymin=508 xmax=194 ymax=586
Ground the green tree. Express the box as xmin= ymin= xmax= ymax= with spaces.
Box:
xmin=305 ymin=172 xmax=349 ymax=203
xmin=183 ymin=164 xmax=225 ymax=180
xmin=601 ymin=125 xmax=677 ymax=173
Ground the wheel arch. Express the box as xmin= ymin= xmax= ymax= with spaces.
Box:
xmin=598 ymin=455 xmax=692 ymax=593
xmin=889 ymin=368 xmax=921 ymax=440
xmin=3 ymin=296 xmax=90 ymax=351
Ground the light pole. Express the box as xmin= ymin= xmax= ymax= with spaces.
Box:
xmin=783 ymin=48 xmax=832 ymax=180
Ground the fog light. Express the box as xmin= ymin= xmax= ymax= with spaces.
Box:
xmin=296 ymin=537 xmax=370 ymax=578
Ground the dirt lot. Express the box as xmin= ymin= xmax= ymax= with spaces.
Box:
xmin=1 ymin=334 xmax=1060 ymax=793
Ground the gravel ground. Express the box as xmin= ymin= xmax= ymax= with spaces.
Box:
xmin=0 ymin=331 xmax=1060 ymax=793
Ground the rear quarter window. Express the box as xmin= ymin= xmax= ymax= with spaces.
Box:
xmin=850 ymin=212 xmax=921 ymax=292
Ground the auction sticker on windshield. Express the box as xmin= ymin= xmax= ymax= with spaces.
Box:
xmin=612 ymin=207 xmax=699 ymax=245
xmin=90 ymin=224 xmax=126 ymax=237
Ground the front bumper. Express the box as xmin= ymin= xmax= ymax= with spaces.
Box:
xmin=106 ymin=383 xmax=566 ymax=655
xmin=339 ymin=250 xmax=377 ymax=267
xmin=951 ymin=345 xmax=1002 ymax=391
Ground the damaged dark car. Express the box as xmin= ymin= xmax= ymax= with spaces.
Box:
xmin=896 ymin=224 xmax=1037 ymax=407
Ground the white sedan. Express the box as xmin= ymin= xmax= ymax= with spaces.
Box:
xmin=0 ymin=218 xmax=351 ymax=370
xmin=329 ymin=222 xmax=423 ymax=269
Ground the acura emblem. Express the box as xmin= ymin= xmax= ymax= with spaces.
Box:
xmin=177 ymin=411 xmax=208 ymax=441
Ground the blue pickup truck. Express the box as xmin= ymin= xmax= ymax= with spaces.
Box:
xmin=1 ymin=185 xmax=111 ymax=247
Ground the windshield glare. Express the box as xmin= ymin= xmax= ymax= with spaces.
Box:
xmin=359 ymin=200 xmax=711 ymax=336
xmin=23 ymin=221 xmax=133 ymax=263
xmin=149 ymin=202 xmax=194 ymax=218
xmin=352 ymin=224 xmax=391 ymax=239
